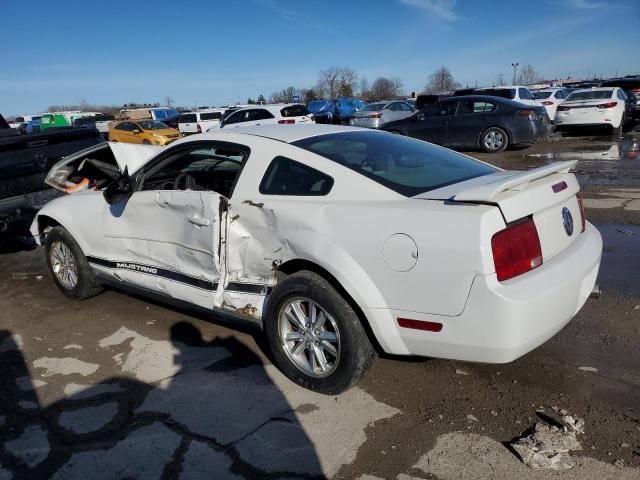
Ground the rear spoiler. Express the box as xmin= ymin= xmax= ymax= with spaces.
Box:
xmin=454 ymin=161 xmax=577 ymax=202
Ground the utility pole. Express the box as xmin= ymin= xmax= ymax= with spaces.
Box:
xmin=511 ymin=62 xmax=519 ymax=85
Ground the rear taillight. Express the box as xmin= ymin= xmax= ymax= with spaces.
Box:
xmin=595 ymin=101 xmax=617 ymax=109
xmin=278 ymin=119 xmax=295 ymax=124
xmin=632 ymin=88 xmax=640 ymax=94
xmin=541 ymin=101 xmax=554 ymax=105
xmin=517 ymin=109 xmax=537 ymax=120
xmin=368 ymin=113 xmax=383 ymax=118
xmin=197 ymin=124 xmax=202 ymax=133
xmin=557 ymin=105 xmax=571 ymax=112
xmin=577 ymin=194 xmax=586 ymax=233
xmin=491 ymin=218 xmax=543 ymax=282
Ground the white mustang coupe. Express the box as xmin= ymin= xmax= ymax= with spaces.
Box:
xmin=32 ymin=125 xmax=602 ymax=394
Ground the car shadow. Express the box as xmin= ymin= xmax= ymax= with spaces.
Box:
xmin=0 ymin=326 xmax=323 ymax=479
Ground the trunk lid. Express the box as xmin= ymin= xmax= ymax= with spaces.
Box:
xmin=416 ymin=161 xmax=583 ymax=261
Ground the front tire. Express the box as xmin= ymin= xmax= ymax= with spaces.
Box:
xmin=265 ymin=271 xmax=376 ymax=394
xmin=45 ymin=226 xmax=102 ymax=300
xmin=480 ymin=127 xmax=508 ymax=152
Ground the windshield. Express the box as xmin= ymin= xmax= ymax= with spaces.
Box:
xmin=139 ymin=120 xmax=169 ymax=130
xmin=566 ymin=90 xmax=613 ymax=101
xmin=361 ymin=103 xmax=387 ymax=111
xmin=292 ymin=131 xmax=496 ymax=196
xmin=153 ymin=109 xmax=179 ymax=120
xmin=532 ymin=91 xmax=553 ymax=99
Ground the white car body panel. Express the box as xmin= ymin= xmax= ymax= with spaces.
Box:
xmin=109 ymin=142 xmax=163 ymax=173
xmin=532 ymin=88 xmax=568 ymax=121
xmin=475 ymin=85 xmax=540 ymax=107
xmin=179 ymin=109 xmax=225 ymax=134
xmin=555 ymin=87 xmax=626 ymax=129
xmin=32 ymin=125 xmax=602 ymax=363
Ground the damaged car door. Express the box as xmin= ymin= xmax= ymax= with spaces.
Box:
xmin=99 ymin=143 xmax=247 ymax=308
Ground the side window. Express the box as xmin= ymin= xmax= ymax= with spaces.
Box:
xmin=519 ymin=88 xmax=535 ymax=100
xmin=458 ymin=101 xmax=496 ymax=114
xmin=617 ymin=89 xmax=628 ymax=100
xmin=441 ymin=101 xmax=457 ymax=116
xmin=131 ymin=123 xmax=142 ymax=132
xmin=115 ymin=122 xmax=128 ymax=131
xmin=260 ymin=156 xmax=333 ymax=196
xmin=388 ymin=103 xmax=402 ymax=111
xmin=140 ymin=145 xmax=247 ymax=196
xmin=256 ymin=109 xmax=275 ymax=120
xmin=224 ymin=111 xmax=242 ymax=125
xmin=400 ymin=102 xmax=413 ymax=111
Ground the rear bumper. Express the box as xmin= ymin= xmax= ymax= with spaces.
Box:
xmin=555 ymin=110 xmax=623 ymax=128
xmin=365 ymin=222 xmax=602 ymax=362
xmin=509 ymin=120 xmax=547 ymax=145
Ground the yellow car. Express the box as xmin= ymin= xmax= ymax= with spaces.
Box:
xmin=108 ymin=119 xmax=180 ymax=146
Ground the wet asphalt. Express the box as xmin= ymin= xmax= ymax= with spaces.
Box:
xmin=0 ymin=125 xmax=639 ymax=479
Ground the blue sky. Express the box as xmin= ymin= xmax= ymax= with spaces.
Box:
xmin=1 ymin=0 xmax=639 ymax=115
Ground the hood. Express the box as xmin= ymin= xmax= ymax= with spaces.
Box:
xmin=109 ymin=141 xmax=162 ymax=173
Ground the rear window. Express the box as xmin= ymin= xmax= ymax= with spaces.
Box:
xmin=280 ymin=105 xmax=310 ymax=117
xmin=478 ymin=88 xmax=516 ymax=100
xmin=532 ymin=91 xmax=552 ymax=99
xmin=361 ymin=103 xmax=387 ymax=111
xmin=566 ymin=90 xmax=613 ymax=101
xmin=200 ymin=112 xmax=222 ymax=120
xmin=180 ymin=114 xmax=197 ymax=123
xmin=292 ymin=131 xmax=496 ymax=196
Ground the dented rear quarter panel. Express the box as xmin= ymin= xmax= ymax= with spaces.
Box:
xmin=227 ymin=136 xmax=505 ymax=318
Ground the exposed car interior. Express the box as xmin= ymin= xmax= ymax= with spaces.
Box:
xmin=46 ymin=145 xmax=121 ymax=192
xmin=140 ymin=146 xmax=246 ymax=197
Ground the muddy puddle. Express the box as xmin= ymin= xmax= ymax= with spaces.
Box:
xmin=594 ymin=223 xmax=640 ymax=296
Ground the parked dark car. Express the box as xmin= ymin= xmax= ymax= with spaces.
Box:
xmin=380 ymin=95 xmax=547 ymax=153
xmin=600 ymin=78 xmax=640 ymax=120
xmin=159 ymin=113 xmax=180 ymax=129
xmin=0 ymin=112 xmax=102 ymax=232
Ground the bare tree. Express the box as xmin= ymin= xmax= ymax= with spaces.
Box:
xmin=393 ymin=77 xmax=405 ymax=97
xmin=495 ymin=73 xmax=505 ymax=86
xmin=517 ymin=64 xmax=539 ymax=86
xmin=358 ymin=78 xmax=370 ymax=99
xmin=368 ymin=77 xmax=395 ymax=101
xmin=316 ymin=67 xmax=358 ymax=99
xmin=424 ymin=66 xmax=460 ymax=94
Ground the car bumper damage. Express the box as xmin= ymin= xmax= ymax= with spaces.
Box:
xmin=364 ymin=222 xmax=602 ymax=363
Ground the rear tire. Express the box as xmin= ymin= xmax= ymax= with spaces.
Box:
xmin=143 ymin=139 xmax=151 ymax=145
xmin=264 ymin=270 xmax=376 ymax=394
xmin=480 ymin=127 xmax=508 ymax=152
xmin=45 ymin=226 xmax=102 ymax=300
xmin=613 ymin=114 xmax=626 ymax=135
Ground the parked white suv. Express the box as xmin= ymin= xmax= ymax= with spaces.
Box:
xmin=475 ymin=86 xmax=540 ymax=106
xmin=215 ymin=104 xmax=312 ymax=130
xmin=178 ymin=109 xmax=225 ymax=135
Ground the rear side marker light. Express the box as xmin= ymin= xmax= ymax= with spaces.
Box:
xmin=552 ymin=181 xmax=567 ymax=193
xmin=491 ymin=218 xmax=543 ymax=282
xmin=577 ymin=194 xmax=586 ymax=233
xmin=278 ymin=119 xmax=295 ymax=124
xmin=595 ymin=102 xmax=617 ymax=109
xmin=397 ymin=318 xmax=442 ymax=332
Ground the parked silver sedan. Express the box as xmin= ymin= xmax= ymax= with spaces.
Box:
xmin=349 ymin=100 xmax=415 ymax=129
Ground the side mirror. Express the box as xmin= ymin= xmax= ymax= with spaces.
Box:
xmin=132 ymin=129 xmax=141 ymax=134
xmin=103 ymin=167 xmax=133 ymax=205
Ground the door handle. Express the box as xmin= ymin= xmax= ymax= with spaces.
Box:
xmin=188 ymin=216 xmax=211 ymax=226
